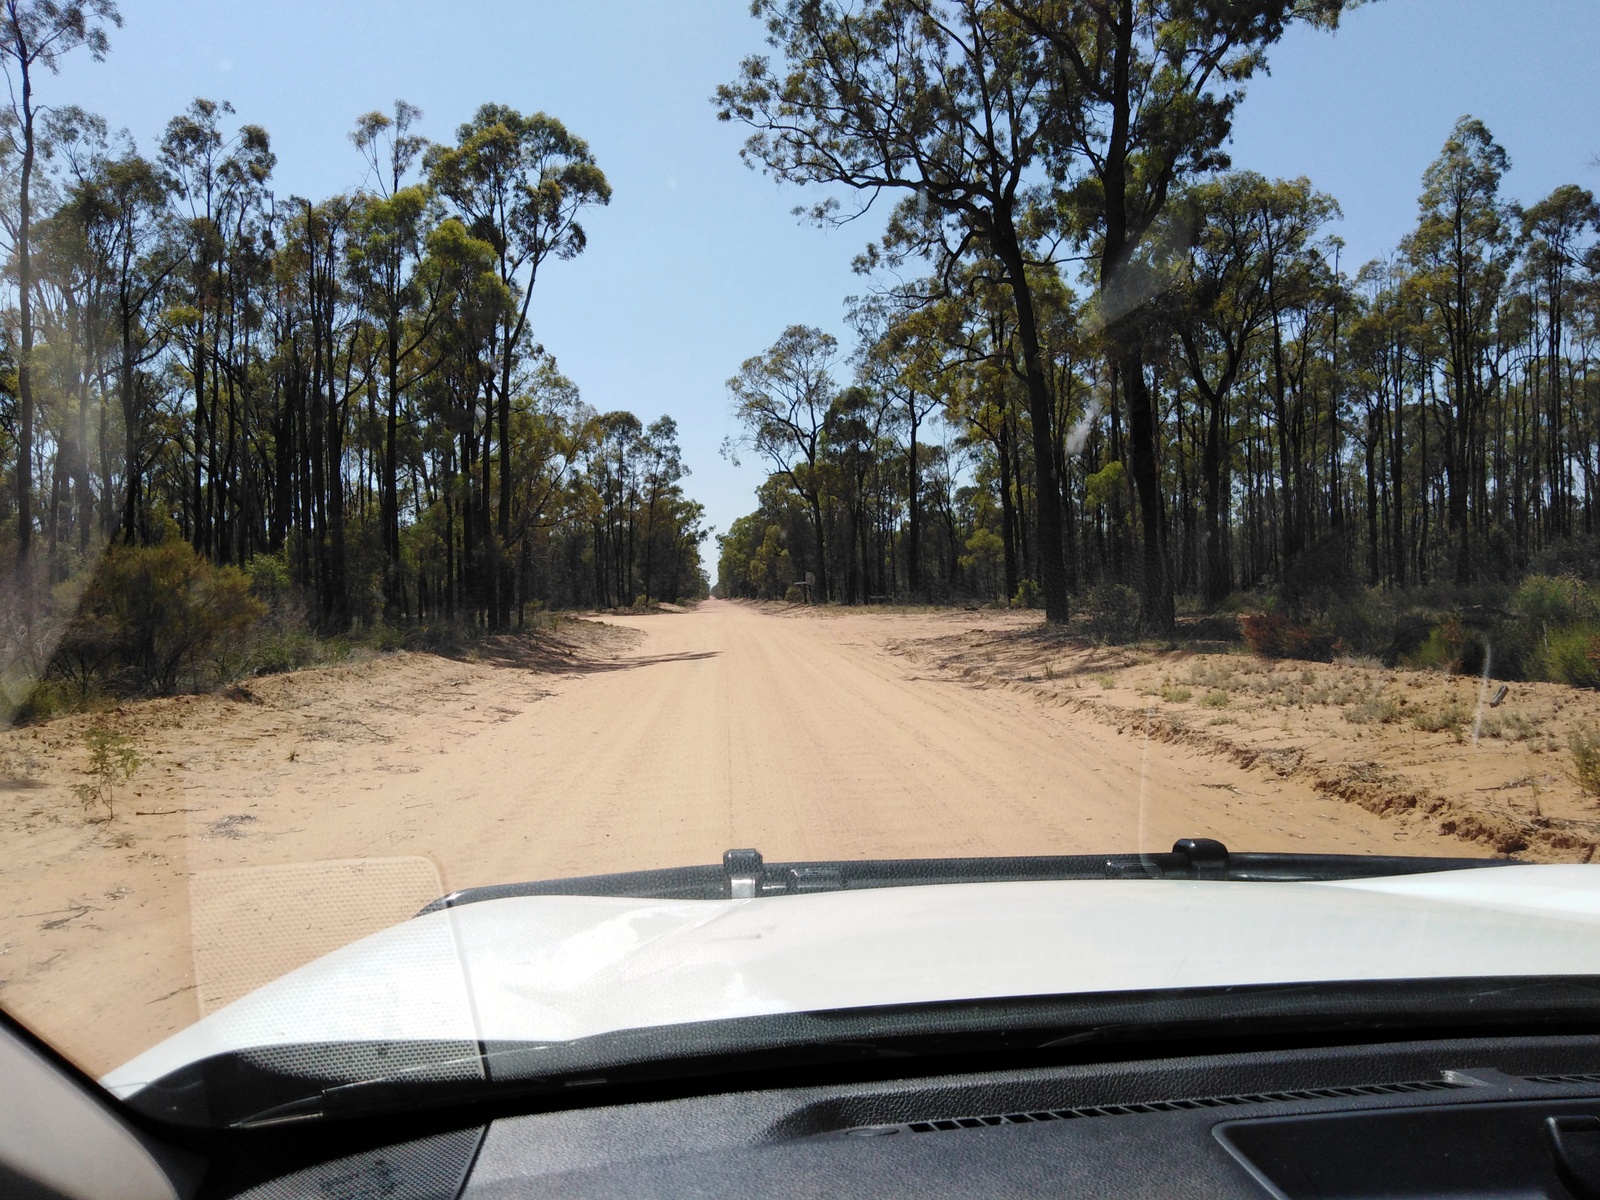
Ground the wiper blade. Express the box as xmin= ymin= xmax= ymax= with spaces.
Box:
xmin=420 ymin=839 xmax=1522 ymax=912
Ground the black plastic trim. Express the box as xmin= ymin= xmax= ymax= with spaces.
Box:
xmin=416 ymin=842 xmax=1520 ymax=913
xmin=119 ymin=975 xmax=1600 ymax=1132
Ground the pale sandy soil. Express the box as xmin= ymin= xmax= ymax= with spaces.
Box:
xmin=0 ymin=599 xmax=1577 ymax=1076
xmin=892 ymin=621 xmax=1600 ymax=861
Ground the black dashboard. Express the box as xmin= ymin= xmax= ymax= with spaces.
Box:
xmin=216 ymin=1032 xmax=1600 ymax=1199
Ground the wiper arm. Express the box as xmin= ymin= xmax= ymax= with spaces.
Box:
xmin=1101 ymin=838 xmax=1522 ymax=884
xmin=420 ymin=840 xmax=1521 ymax=913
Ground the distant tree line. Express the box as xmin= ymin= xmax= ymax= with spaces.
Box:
xmin=0 ymin=1 xmax=706 ymax=650
xmin=713 ymin=0 xmax=1599 ymax=629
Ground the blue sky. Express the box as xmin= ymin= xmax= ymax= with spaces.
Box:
xmin=41 ymin=0 xmax=1600 ymax=543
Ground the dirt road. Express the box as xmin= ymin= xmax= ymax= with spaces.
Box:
xmin=0 ymin=600 xmax=1476 ymax=1073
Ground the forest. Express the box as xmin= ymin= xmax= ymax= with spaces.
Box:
xmin=0 ymin=2 xmax=706 ymax=710
xmin=5 ymin=0 xmax=1600 ymax=714
xmin=713 ymin=0 xmax=1600 ymax=678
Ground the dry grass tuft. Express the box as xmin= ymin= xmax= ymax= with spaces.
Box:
xmin=1573 ymin=727 xmax=1600 ymax=799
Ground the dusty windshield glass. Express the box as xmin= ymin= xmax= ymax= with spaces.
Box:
xmin=1 ymin=0 xmax=1599 ymax=1122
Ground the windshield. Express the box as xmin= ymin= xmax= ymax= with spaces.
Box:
xmin=3 ymin=0 xmax=1600 ymax=1129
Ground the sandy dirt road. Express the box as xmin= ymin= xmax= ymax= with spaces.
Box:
xmin=2 ymin=600 xmax=1474 ymax=1073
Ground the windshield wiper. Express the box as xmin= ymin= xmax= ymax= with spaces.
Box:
xmin=419 ymin=839 xmax=1521 ymax=913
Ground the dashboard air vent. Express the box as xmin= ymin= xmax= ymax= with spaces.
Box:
xmin=841 ymin=1079 xmax=1468 ymax=1138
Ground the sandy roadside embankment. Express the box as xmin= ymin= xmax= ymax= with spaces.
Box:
xmin=891 ymin=620 xmax=1600 ymax=862
xmin=1 ymin=599 xmax=1582 ymax=1075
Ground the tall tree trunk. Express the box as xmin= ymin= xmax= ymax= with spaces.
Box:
xmin=1365 ymin=406 xmax=1380 ymax=585
xmin=119 ymin=318 xmax=142 ymax=543
xmin=997 ymin=423 xmax=1018 ymax=602
xmin=992 ymin=222 xmax=1069 ymax=622
xmin=808 ymin=490 xmax=828 ymax=600
xmin=1201 ymin=384 xmax=1229 ymax=606
xmin=14 ymin=65 xmax=35 ymax=564
xmin=1121 ymin=351 xmax=1173 ymax=627
xmin=76 ymin=324 xmax=94 ymax=553
xmin=192 ymin=327 xmax=207 ymax=554
xmin=1390 ymin=357 xmax=1405 ymax=586
xmin=497 ymin=347 xmax=514 ymax=630
xmin=383 ymin=318 xmax=402 ymax=615
xmin=906 ymin=395 xmax=920 ymax=596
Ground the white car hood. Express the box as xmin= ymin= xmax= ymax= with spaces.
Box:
xmin=104 ymin=864 xmax=1600 ymax=1097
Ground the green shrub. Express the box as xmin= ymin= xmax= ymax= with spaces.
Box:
xmin=1498 ymin=576 xmax=1600 ymax=683
xmin=322 ymin=635 xmax=355 ymax=661
xmin=1085 ymin=583 xmax=1140 ymax=642
xmin=1513 ymin=574 xmax=1600 ymax=632
xmin=1201 ymin=689 xmax=1231 ymax=709
xmin=783 ymin=584 xmax=808 ymax=604
xmin=72 ymin=725 xmax=139 ymax=821
xmin=248 ymin=630 xmax=320 ymax=676
xmin=53 ymin=543 xmax=265 ymax=695
xmin=368 ymin=623 xmax=407 ymax=653
xmin=1011 ymin=578 xmax=1042 ymax=610
xmin=246 ymin=552 xmax=295 ymax=609
xmin=1404 ymin=617 xmax=1476 ymax=674
xmin=14 ymin=679 xmax=80 ymax=723
xmin=1160 ymin=682 xmax=1193 ymax=703
xmin=1539 ymin=627 xmax=1600 ymax=690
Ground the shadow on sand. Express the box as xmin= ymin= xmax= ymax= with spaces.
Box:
xmin=447 ymin=633 xmax=719 ymax=677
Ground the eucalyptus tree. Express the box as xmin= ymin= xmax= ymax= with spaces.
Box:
xmin=935 ymin=260 xmax=1033 ymax=599
xmin=1167 ymin=172 xmax=1278 ymax=601
xmin=1003 ymin=0 xmax=1354 ymax=627
xmin=0 ymin=0 xmax=120 ymax=563
xmin=1346 ymin=257 xmax=1418 ymax=587
xmin=31 ymin=107 xmax=118 ymax=559
xmin=1248 ymin=176 xmax=1340 ymax=571
xmin=90 ymin=150 xmax=175 ymax=544
xmin=346 ymin=101 xmax=442 ymax=610
xmin=824 ymin=383 xmax=893 ymax=602
xmin=851 ymin=295 xmax=953 ymax=596
xmin=726 ymin=324 xmax=841 ymax=600
xmin=637 ymin=415 xmax=689 ymax=603
xmin=503 ymin=354 xmax=588 ymax=607
xmin=352 ymin=99 xmax=426 ymax=200
xmin=585 ymin=411 xmax=643 ymax=607
xmin=407 ymin=214 xmax=508 ymax=619
xmin=716 ymin=0 xmax=1075 ymax=622
xmin=158 ymin=98 xmax=274 ymax=558
xmin=425 ymin=104 xmax=610 ymax=628
xmin=1520 ymin=183 xmax=1599 ymax=542
xmin=274 ymin=193 xmax=367 ymax=624
xmin=1402 ymin=117 xmax=1516 ymax=583
xmin=158 ymin=97 xmax=229 ymax=552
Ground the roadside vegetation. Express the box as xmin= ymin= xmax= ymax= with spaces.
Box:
xmin=711 ymin=2 xmax=1600 ymax=695
xmin=0 ymin=3 xmax=707 ymax=724
xmin=70 ymin=724 xmax=138 ymax=821
xmin=710 ymin=0 xmax=1600 ymax=797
